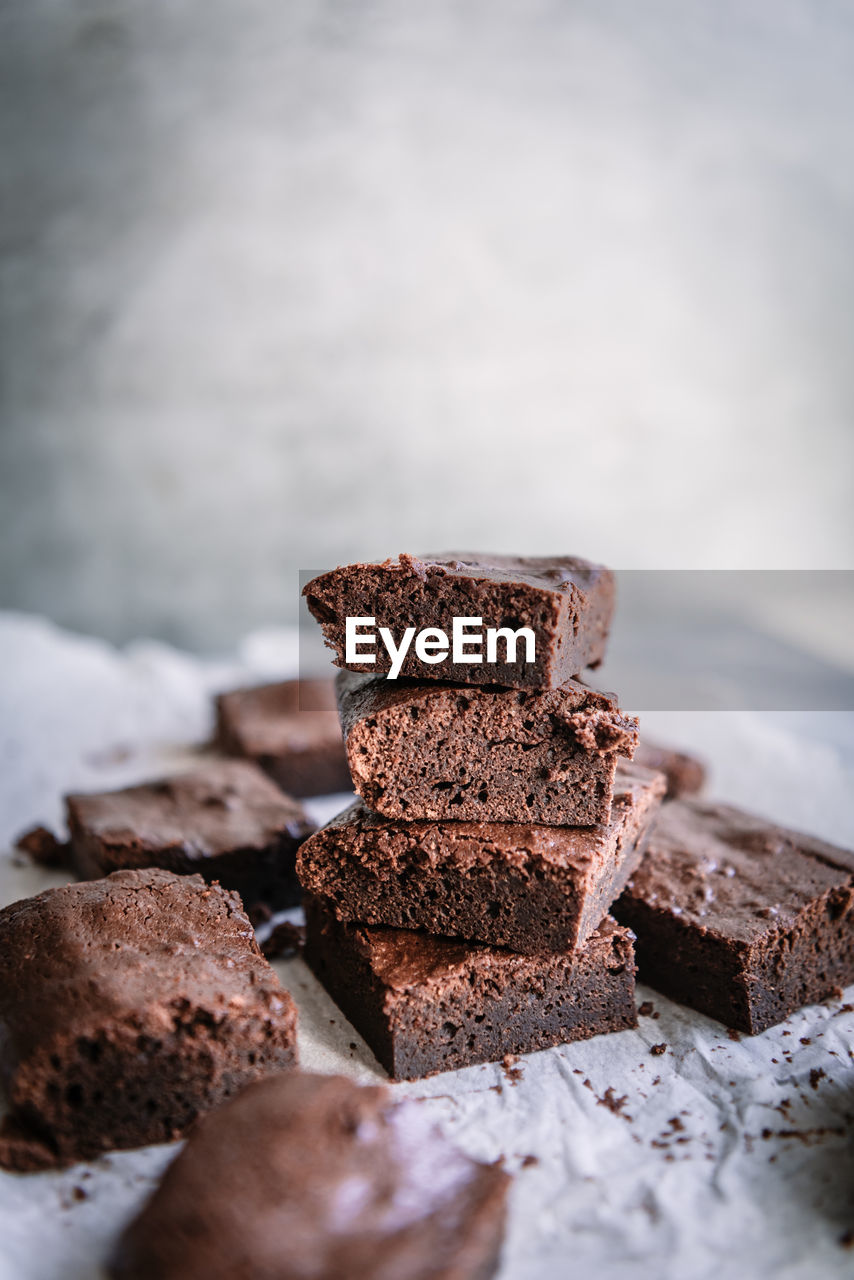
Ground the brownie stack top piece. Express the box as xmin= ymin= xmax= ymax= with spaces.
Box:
xmin=616 ymin=798 xmax=854 ymax=1033
xmin=112 ymin=1072 xmax=510 ymax=1280
xmin=303 ymin=552 xmax=615 ymax=688
xmin=298 ymin=761 xmax=664 ymax=954
xmin=0 ymin=868 xmax=298 ymax=1170
xmin=337 ymin=669 xmax=638 ymax=826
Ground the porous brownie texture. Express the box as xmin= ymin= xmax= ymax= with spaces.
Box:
xmin=215 ymin=678 xmax=353 ymax=797
xmin=337 ymin=670 xmax=638 ymax=825
xmin=615 ymin=798 xmax=854 ymax=1033
xmin=303 ymin=552 xmax=615 ymax=688
xmin=67 ymin=760 xmax=316 ymax=917
xmin=634 ymin=740 xmax=706 ymax=800
xmin=298 ymin=761 xmax=665 ymax=955
xmin=111 ymin=1072 xmax=510 ymax=1280
xmin=304 ymin=896 xmax=637 ymax=1079
xmin=0 ymin=869 xmax=298 ymax=1171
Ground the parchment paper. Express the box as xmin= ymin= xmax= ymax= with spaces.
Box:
xmin=0 ymin=613 xmax=852 ymax=1280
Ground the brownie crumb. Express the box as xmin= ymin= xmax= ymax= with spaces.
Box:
xmin=501 ymin=1054 xmax=524 ymax=1084
xmin=72 ymin=1185 xmax=88 ymax=1202
xmin=597 ymin=1087 xmax=629 ymax=1118
xmin=809 ymin=1067 xmax=826 ymax=1091
xmin=638 ymin=1001 xmax=655 ymax=1017
xmin=800 ymin=1037 xmax=812 ymax=1046
xmin=261 ymin=922 xmax=305 ymax=961
xmin=727 ymin=1028 xmax=741 ymax=1042
xmin=14 ymin=825 xmax=70 ymax=868
xmin=761 ymin=1125 xmax=845 ymax=1145
xmin=521 ymin=1154 xmax=539 ymax=1168
xmin=839 ymin=1230 xmax=854 ymax=1249
xmin=650 ymin=1043 xmax=667 ymax=1056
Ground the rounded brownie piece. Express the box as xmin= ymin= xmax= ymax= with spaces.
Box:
xmin=110 ymin=1072 xmax=510 ymax=1280
xmin=0 ymin=869 xmax=298 ymax=1171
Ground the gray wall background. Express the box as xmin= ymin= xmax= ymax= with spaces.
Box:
xmin=1 ymin=0 xmax=853 ymax=651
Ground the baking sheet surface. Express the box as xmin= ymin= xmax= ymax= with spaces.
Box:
xmin=0 ymin=614 xmax=852 ymax=1280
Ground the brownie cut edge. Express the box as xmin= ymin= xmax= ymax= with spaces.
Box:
xmin=336 ymin=669 xmax=639 ymax=825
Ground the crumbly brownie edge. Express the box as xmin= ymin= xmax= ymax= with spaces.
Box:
xmin=337 ymin=671 xmax=637 ymax=825
xmin=0 ymin=1003 xmax=298 ymax=1172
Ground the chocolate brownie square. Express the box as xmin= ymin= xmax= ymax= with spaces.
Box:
xmin=634 ymin=740 xmax=706 ymax=800
xmin=303 ymin=896 xmax=637 ymax=1079
xmin=298 ymin=761 xmax=665 ymax=956
xmin=215 ymin=678 xmax=353 ymax=797
xmin=0 ymin=869 xmax=298 ymax=1171
xmin=66 ymin=760 xmax=315 ymax=919
xmin=615 ymin=798 xmax=854 ymax=1033
xmin=336 ymin=669 xmax=638 ymax=825
xmin=111 ymin=1072 xmax=510 ymax=1280
xmin=303 ymin=552 xmax=615 ymax=688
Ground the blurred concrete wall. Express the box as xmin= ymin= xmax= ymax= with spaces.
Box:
xmin=1 ymin=0 xmax=853 ymax=650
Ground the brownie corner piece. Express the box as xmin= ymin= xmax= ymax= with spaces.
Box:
xmin=110 ymin=1072 xmax=510 ymax=1280
xmin=615 ymin=798 xmax=854 ymax=1033
xmin=303 ymin=895 xmax=637 ymax=1080
xmin=66 ymin=758 xmax=315 ymax=917
xmin=303 ymin=551 xmax=615 ymax=687
xmin=0 ymin=869 xmax=298 ymax=1170
xmin=214 ymin=677 xmax=352 ymax=797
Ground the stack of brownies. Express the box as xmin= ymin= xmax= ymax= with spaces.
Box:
xmin=297 ymin=553 xmax=667 ymax=1079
